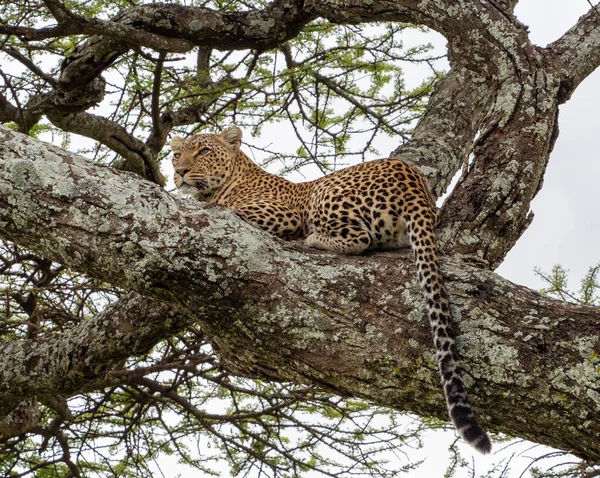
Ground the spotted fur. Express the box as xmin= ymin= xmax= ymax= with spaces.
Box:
xmin=171 ymin=126 xmax=492 ymax=453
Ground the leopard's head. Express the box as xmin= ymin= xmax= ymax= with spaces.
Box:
xmin=171 ymin=126 xmax=243 ymax=200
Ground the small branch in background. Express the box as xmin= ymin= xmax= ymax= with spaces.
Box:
xmin=4 ymin=46 xmax=58 ymax=87
xmin=196 ymin=45 xmax=213 ymax=87
xmin=145 ymin=51 xmax=170 ymax=158
xmin=42 ymin=0 xmax=78 ymax=24
xmin=151 ymin=51 xmax=166 ymax=137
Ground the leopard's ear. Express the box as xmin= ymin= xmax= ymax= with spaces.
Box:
xmin=220 ymin=126 xmax=242 ymax=151
xmin=170 ymin=136 xmax=184 ymax=151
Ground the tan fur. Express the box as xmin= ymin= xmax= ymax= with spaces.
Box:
xmin=171 ymin=127 xmax=491 ymax=453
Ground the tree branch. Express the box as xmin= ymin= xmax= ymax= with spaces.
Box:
xmin=0 ymin=5 xmax=193 ymax=54
xmin=3 ymin=46 xmax=58 ymax=87
xmin=145 ymin=51 xmax=169 ymax=158
xmin=0 ymin=292 xmax=190 ymax=422
xmin=392 ymin=66 xmax=493 ymax=198
xmin=0 ymin=92 xmax=20 ymax=124
xmin=42 ymin=0 xmax=77 ymax=24
xmin=378 ymin=2 xmax=563 ymax=268
xmin=548 ymin=3 xmax=600 ymax=98
xmin=44 ymin=109 xmax=165 ymax=186
xmin=0 ymin=79 xmax=43 ymax=134
xmin=0 ymin=126 xmax=598 ymax=460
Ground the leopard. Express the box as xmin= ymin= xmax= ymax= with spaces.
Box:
xmin=171 ymin=126 xmax=492 ymax=454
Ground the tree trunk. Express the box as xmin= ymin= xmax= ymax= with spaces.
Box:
xmin=0 ymin=125 xmax=599 ymax=461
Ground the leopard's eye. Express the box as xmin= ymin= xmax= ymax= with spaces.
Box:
xmin=196 ymin=147 xmax=210 ymax=157
xmin=173 ymin=152 xmax=181 ymax=160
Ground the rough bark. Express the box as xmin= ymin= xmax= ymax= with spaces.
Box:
xmin=0 ymin=126 xmax=599 ymax=461
xmin=0 ymin=292 xmax=188 ymax=419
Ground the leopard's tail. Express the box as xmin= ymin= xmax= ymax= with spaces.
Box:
xmin=410 ymin=226 xmax=492 ymax=454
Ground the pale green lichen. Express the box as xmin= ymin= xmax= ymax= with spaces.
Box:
xmin=458 ymin=308 xmax=533 ymax=386
xmin=188 ymin=20 xmax=205 ymax=32
xmin=407 ymin=338 xmax=419 ymax=348
xmin=400 ymin=280 xmax=427 ymax=324
xmin=364 ymin=324 xmax=384 ymax=341
xmin=549 ymin=335 xmax=600 ymax=409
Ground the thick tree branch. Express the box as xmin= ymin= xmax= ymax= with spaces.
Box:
xmin=304 ymin=0 xmax=438 ymax=31
xmin=436 ymin=52 xmax=561 ymax=267
xmin=0 ymin=126 xmax=599 ymax=460
xmin=392 ymin=66 xmax=493 ymax=198
xmin=548 ymin=4 xmax=600 ymax=98
xmin=307 ymin=0 xmax=525 ymax=65
xmin=0 ymin=292 xmax=189 ymax=423
xmin=0 ymin=6 xmax=192 ymax=53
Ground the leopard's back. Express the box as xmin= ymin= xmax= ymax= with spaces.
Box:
xmin=303 ymin=158 xmax=437 ymax=251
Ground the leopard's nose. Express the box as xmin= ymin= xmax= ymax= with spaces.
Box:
xmin=176 ymin=168 xmax=190 ymax=176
